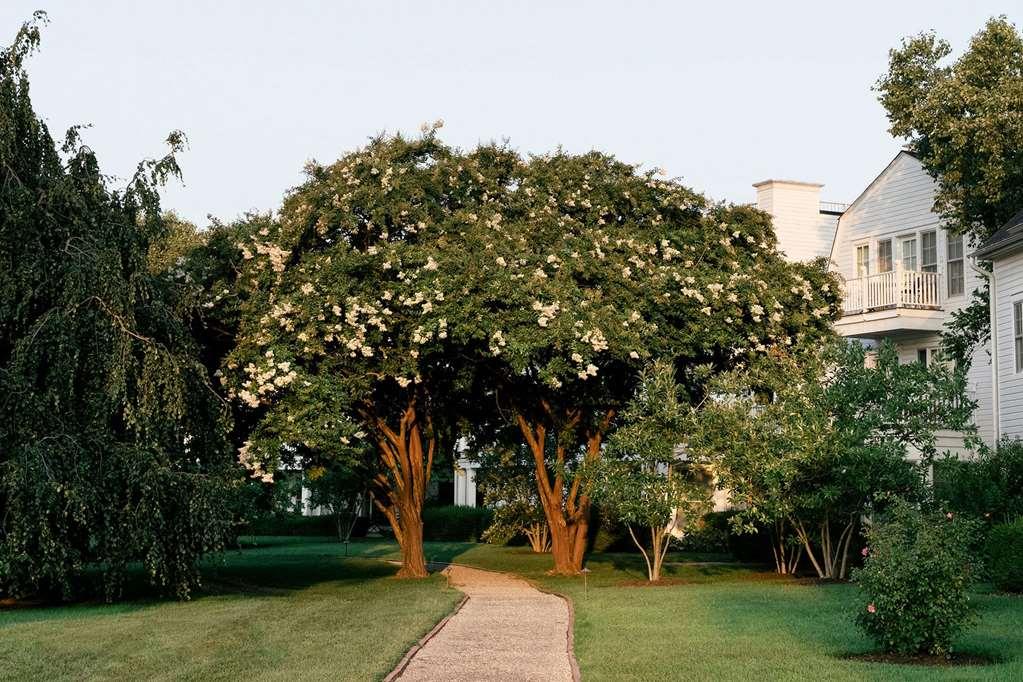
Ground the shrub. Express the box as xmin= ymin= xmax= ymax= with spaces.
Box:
xmin=422 ymin=506 xmax=493 ymax=542
xmin=852 ymin=500 xmax=980 ymax=657
xmin=934 ymin=439 xmax=1023 ymax=524
xmin=987 ymin=520 xmax=1023 ymax=592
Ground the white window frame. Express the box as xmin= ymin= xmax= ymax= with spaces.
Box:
xmin=855 ymin=243 xmax=870 ymax=278
xmin=899 ymin=234 xmax=918 ymax=272
xmin=947 ymin=233 xmax=965 ymax=297
xmin=1015 ymin=301 xmax=1023 ymax=373
xmin=877 ymin=238 xmax=893 ymax=273
xmin=920 ymin=230 xmax=938 ymax=273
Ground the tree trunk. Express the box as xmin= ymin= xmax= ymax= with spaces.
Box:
xmin=367 ymin=400 xmax=435 ymax=579
xmin=525 ymin=522 xmax=551 ymax=553
xmin=516 ymin=408 xmax=613 ymax=575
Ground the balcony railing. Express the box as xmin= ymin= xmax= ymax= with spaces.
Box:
xmin=841 ymin=269 xmax=942 ymax=315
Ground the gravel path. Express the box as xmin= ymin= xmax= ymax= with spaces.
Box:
xmin=393 ymin=564 xmax=576 ymax=681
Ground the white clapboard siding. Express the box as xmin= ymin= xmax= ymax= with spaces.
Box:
xmin=993 ymin=249 xmax=1023 ymax=439
xmin=831 ymin=151 xmax=994 ymax=448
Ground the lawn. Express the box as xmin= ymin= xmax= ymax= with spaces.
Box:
xmin=0 ymin=538 xmax=460 ymax=681
xmin=4 ymin=536 xmax=1022 ymax=681
xmin=340 ymin=538 xmax=1023 ymax=681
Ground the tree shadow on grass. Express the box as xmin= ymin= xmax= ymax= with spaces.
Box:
xmin=2 ymin=538 xmax=420 ymax=628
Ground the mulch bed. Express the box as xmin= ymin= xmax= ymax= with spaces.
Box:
xmin=842 ymin=652 xmax=996 ymax=667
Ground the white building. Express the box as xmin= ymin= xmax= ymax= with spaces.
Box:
xmin=756 ymin=150 xmax=995 ymax=454
xmin=974 ymin=208 xmax=1023 ymax=441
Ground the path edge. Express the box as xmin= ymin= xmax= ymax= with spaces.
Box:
xmin=383 ymin=590 xmax=469 ymax=682
xmin=534 ymin=585 xmax=582 ymax=682
xmin=379 ymin=559 xmax=581 ymax=682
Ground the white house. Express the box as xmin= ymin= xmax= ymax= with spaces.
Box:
xmin=973 ymin=208 xmax=1023 ymax=441
xmin=756 ymin=150 xmax=995 ymax=455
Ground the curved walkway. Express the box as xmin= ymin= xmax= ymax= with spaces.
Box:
xmin=390 ymin=565 xmax=577 ymax=681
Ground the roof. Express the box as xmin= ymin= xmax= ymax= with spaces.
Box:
xmin=827 ymin=150 xmax=921 ymax=263
xmin=974 ymin=208 xmax=1023 ymax=260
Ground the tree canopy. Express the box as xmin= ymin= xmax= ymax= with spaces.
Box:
xmin=440 ymin=150 xmax=841 ymax=573
xmin=877 ymin=17 xmax=1023 ymax=362
xmin=222 ymin=128 xmax=514 ymax=576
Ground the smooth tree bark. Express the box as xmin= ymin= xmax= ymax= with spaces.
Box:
xmin=366 ymin=400 xmax=435 ymax=578
xmin=524 ymin=522 xmax=551 ymax=553
xmin=516 ymin=407 xmax=613 ymax=574
xmin=791 ymin=514 xmax=856 ymax=580
xmin=770 ymin=519 xmax=803 ymax=575
xmin=627 ymin=525 xmax=673 ymax=582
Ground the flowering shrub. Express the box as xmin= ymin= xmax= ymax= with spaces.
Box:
xmin=852 ymin=501 xmax=980 ymax=656
xmin=986 ymin=520 xmax=1023 ymax=592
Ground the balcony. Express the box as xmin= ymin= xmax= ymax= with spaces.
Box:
xmin=836 ymin=269 xmax=945 ymax=339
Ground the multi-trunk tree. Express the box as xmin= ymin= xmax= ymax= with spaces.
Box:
xmin=222 ymin=129 xmax=515 ymax=577
xmin=0 ymin=14 xmax=236 ymax=600
xmin=446 ymin=151 xmax=841 ymax=574
xmin=689 ymin=341 xmax=973 ymax=579
xmin=590 ymin=361 xmax=714 ymax=581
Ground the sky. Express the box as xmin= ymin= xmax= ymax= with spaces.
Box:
xmin=1 ymin=1 xmax=1018 ymax=226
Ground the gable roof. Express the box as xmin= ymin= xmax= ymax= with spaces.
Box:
xmin=828 ymin=150 xmax=922 ymax=263
xmin=974 ymin=208 xmax=1023 ymax=260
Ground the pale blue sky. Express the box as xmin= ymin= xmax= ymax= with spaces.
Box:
xmin=2 ymin=1 xmax=1017 ymax=225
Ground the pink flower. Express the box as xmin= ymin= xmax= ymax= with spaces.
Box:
xmin=867 ymin=603 xmax=876 ymax=614
xmin=861 ymin=547 xmax=869 ymax=557
xmin=946 ymin=512 xmax=954 ymax=520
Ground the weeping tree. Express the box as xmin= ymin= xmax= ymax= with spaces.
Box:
xmin=447 ymin=150 xmax=841 ymax=574
xmin=590 ymin=361 xmax=713 ymax=581
xmin=223 ymin=128 xmax=513 ymax=577
xmin=0 ymin=14 xmax=236 ymax=600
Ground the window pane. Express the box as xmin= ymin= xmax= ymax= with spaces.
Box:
xmin=856 ymin=245 xmax=869 ymax=277
xmin=878 ymin=240 xmax=892 ymax=273
xmin=922 ymin=231 xmax=937 ymax=266
xmin=947 ymin=233 xmax=963 ymax=260
xmin=901 ymin=238 xmax=917 ymax=271
xmin=948 ymin=260 xmax=964 ymax=296
xmin=1016 ymin=302 xmax=1022 ymax=338
xmin=1017 ymin=337 xmax=1023 ymax=373
xmin=917 ymin=349 xmax=928 ymax=365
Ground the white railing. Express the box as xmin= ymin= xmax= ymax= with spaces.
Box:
xmin=841 ymin=269 xmax=942 ymax=315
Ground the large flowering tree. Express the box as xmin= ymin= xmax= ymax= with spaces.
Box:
xmin=223 ymin=128 xmax=514 ymax=577
xmin=448 ymin=150 xmax=841 ymax=574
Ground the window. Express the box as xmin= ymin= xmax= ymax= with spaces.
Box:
xmin=1015 ymin=301 xmax=1023 ymax=373
xmin=921 ymin=230 xmax=938 ymax=273
xmin=856 ymin=244 xmax=870 ymax=278
xmin=947 ymin=234 xmax=964 ymax=296
xmin=900 ymin=236 xmax=918 ymax=271
xmin=878 ymin=239 xmax=893 ymax=273
xmin=917 ymin=348 xmax=940 ymax=366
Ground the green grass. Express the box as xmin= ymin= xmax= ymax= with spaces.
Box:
xmin=5 ymin=536 xmax=1023 ymax=681
xmin=334 ymin=538 xmax=1023 ymax=681
xmin=0 ymin=538 xmax=460 ymax=681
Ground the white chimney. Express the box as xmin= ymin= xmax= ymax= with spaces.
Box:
xmin=752 ymin=179 xmax=838 ymax=262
